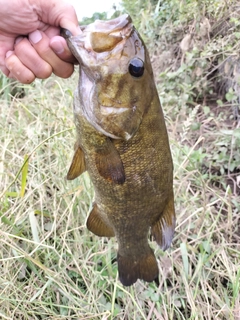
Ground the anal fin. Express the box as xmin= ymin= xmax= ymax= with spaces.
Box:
xmin=151 ymin=192 xmax=175 ymax=251
xmin=67 ymin=144 xmax=86 ymax=180
xmin=117 ymin=247 xmax=159 ymax=286
xmin=87 ymin=203 xmax=115 ymax=237
xmin=95 ymin=138 xmax=125 ymax=185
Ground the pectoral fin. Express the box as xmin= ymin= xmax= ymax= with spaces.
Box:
xmin=67 ymin=145 xmax=86 ymax=180
xmin=95 ymin=138 xmax=125 ymax=184
xmin=87 ymin=203 xmax=115 ymax=237
xmin=151 ymin=192 xmax=175 ymax=251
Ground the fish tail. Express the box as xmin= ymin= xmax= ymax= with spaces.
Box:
xmin=117 ymin=247 xmax=159 ymax=286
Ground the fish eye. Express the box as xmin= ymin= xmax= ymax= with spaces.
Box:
xmin=128 ymin=58 xmax=144 ymax=78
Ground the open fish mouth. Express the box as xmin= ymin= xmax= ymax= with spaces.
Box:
xmin=85 ymin=14 xmax=131 ymax=33
xmin=100 ymin=105 xmax=131 ymax=115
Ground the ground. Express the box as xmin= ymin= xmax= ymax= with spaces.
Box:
xmin=0 ymin=2 xmax=240 ymax=318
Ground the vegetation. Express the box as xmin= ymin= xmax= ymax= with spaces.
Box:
xmin=81 ymin=12 xmax=108 ymax=26
xmin=0 ymin=0 xmax=239 ymax=319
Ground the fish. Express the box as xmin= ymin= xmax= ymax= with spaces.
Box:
xmin=61 ymin=14 xmax=175 ymax=286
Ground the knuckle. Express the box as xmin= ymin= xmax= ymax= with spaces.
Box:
xmin=36 ymin=63 xmax=52 ymax=79
xmin=15 ymin=69 xmax=35 ymax=84
xmin=0 ymin=66 xmax=10 ymax=76
xmin=54 ymin=64 xmax=74 ymax=78
xmin=14 ymin=38 xmax=29 ymax=55
xmin=21 ymin=74 xmax=35 ymax=84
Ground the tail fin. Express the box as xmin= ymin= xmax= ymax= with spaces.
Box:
xmin=117 ymin=248 xmax=159 ymax=286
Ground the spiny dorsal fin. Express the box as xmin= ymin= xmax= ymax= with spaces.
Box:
xmin=67 ymin=145 xmax=86 ymax=180
xmin=95 ymin=138 xmax=125 ymax=184
xmin=87 ymin=203 xmax=115 ymax=237
xmin=151 ymin=192 xmax=175 ymax=251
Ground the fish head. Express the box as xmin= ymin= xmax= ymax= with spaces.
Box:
xmin=63 ymin=14 xmax=155 ymax=140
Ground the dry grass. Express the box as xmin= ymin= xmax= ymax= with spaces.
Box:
xmin=0 ymin=22 xmax=240 ymax=318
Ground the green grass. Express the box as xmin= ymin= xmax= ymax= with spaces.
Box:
xmin=0 ymin=72 xmax=239 ymax=319
xmin=1 ymin=1 xmax=240 ymax=315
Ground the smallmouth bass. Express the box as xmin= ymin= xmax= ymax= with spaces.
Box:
xmin=62 ymin=14 xmax=175 ymax=286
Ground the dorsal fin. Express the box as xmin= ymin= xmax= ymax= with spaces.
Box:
xmin=151 ymin=192 xmax=175 ymax=251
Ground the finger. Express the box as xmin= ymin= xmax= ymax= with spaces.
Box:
xmin=0 ymin=64 xmax=10 ymax=76
xmin=5 ymin=51 xmax=35 ymax=84
xmin=14 ymin=37 xmax=53 ymax=79
xmin=43 ymin=27 xmax=77 ymax=63
xmin=28 ymin=30 xmax=74 ymax=78
xmin=50 ymin=36 xmax=78 ymax=64
xmin=0 ymin=35 xmax=15 ymax=76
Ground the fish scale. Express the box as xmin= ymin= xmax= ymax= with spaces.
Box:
xmin=61 ymin=14 xmax=176 ymax=286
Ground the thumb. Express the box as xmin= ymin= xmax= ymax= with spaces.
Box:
xmin=59 ymin=18 xmax=81 ymax=36
xmin=38 ymin=0 xmax=80 ymax=36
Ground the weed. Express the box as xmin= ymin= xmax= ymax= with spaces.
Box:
xmin=0 ymin=0 xmax=240 ymax=318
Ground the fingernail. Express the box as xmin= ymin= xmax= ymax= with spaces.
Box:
xmin=50 ymin=38 xmax=64 ymax=54
xmin=15 ymin=36 xmax=24 ymax=45
xmin=29 ymin=30 xmax=42 ymax=44
xmin=6 ymin=51 xmax=14 ymax=58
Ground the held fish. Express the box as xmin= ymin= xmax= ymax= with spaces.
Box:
xmin=61 ymin=14 xmax=175 ymax=286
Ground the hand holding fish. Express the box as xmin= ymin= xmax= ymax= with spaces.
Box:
xmin=0 ymin=0 xmax=79 ymax=83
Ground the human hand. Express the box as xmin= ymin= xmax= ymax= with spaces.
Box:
xmin=0 ymin=0 xmax=80 ymax=84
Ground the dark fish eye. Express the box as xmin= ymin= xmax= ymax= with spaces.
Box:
xmin=128 ymin=58 xmax=144 ymax=77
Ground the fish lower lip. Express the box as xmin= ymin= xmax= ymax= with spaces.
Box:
xmin=100 ymin=105 xmax=129 ymax=115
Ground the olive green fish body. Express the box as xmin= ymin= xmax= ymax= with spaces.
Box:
xmin=62 ymin=14 xmax=175 ymax=286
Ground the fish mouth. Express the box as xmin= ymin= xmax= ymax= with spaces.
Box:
xmin=68 ymin=14 xmax=133 ymax=55
xmin=82 ymin=14 xmax=132 ymax=34
xmin=100 ymin=105 xmax=132 ymax=115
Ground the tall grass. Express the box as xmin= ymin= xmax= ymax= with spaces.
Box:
xmin=0 ymin=2 xmax=240 ymax=317
xmin=0 ymin=71 xmax=239 ymax=319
